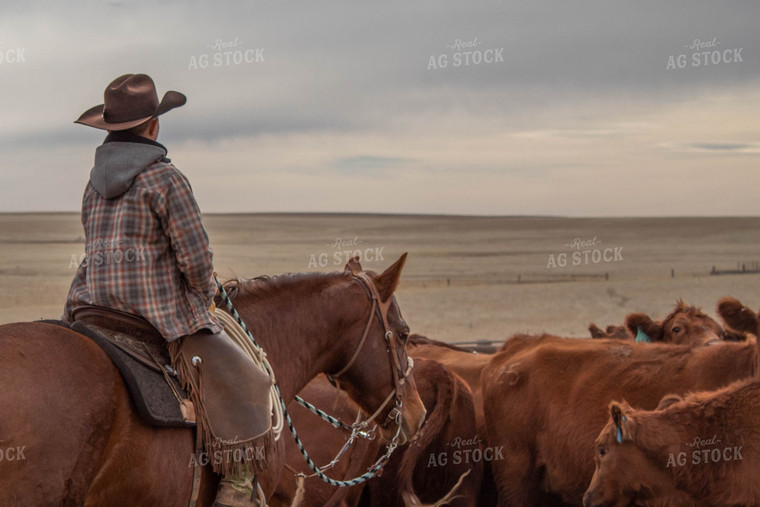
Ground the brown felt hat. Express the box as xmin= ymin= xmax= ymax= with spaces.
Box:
xmin=75 ymin=73 xmax=186 ymax=131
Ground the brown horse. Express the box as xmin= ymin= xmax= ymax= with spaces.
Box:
xmin=0 ymin=254 xmax=426 ymax=506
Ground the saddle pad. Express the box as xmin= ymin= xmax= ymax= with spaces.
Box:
xmin=67 ymin=320 xmax=196 ymax=428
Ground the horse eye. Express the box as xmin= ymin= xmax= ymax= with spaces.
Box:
xmin=398 ymin=331 xmax=409 ymax=343
xmin=598 ymin=447 xmax=607 ymax=457
xmin=672 ymin=326 xmax=682 ymax=334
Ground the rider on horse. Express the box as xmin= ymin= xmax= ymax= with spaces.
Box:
xmin=62 ymin=73 xmax=269 ymax=507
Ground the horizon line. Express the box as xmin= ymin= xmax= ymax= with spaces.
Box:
xmin=1 ymin=211 xmax=759 ymax=219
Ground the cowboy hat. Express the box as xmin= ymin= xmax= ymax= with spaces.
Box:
xmin=75 ymin=73 xmax=186 ymax=131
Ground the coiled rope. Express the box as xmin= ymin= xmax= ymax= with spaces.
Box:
xmin=214 ymin=275 xmax=402 ymax=487
xmin=214 ymin=307 xmax=285 ymax=441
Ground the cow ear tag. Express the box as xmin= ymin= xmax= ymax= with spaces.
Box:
xmin=616 ymin=415 xmax=626 ymax=444
xmin=635 ymin=327 xmax=651 ymax=343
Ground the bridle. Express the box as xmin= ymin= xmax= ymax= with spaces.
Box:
xmin=213 ymin=269 xmax=415 ymax=488
xmin=326 ymin=268 xmax=415 ymax=432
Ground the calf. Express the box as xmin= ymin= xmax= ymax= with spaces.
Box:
xmin=408 ymin=334 xmax=493 ymax=443
xmin=482 ymin=335 xmax=758 ymax=506
xmin=584 ymin=378 xmax=760 ymax=506
xmin=625 ymin=300 xmax=723 ymax=345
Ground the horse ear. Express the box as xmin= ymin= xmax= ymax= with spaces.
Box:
xmin=345 ymin=255 xmax=362 ymax=275
xmin=625 ymin=313 xmax=662 ymax=343
xmin=373 ymin=253 xmax=408 ymax=302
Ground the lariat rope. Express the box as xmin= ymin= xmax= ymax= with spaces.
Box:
xmin=213 ymin=307 xmax=285 ymax=441
xmin=213 ymin=275 xmax=404 ymax=487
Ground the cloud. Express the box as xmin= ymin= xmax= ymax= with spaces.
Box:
xmin=513 ymin=123 xmax=659 ymax=141
xmin=1 ymin=1 xmax=760 ymax=214
xmin=655 ymin=142 xmax=760 ymax=155
xmin=335 ymin=156 xmax=412 ymax=174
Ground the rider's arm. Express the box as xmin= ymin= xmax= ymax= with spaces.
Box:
xmin=159 ymin=170 xmax=217 ymax=305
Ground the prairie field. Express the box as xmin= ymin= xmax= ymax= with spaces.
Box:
xmin=0 ymin=213 xmax=758 ymax=343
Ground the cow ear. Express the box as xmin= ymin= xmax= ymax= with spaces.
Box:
xmin=610 ymin=402 xmax=633 ymax=443
xmin=626 ymin=313 xmax=663 ymax=343
xmin=373 ymin=253 xmax=408 ymax=302
xmin=345 ymin=256 xmax=362 ymax=275
xmin=717 ymin=296 xmax=758 ymax=334
xmin=589 ymin=323 xmax=605 ymax=339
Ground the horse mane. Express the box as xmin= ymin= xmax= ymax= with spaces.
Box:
xmin=214 ymin=271 xmax=349 ymax=307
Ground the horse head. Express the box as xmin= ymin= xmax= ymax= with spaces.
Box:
xmin=330 ymin=253 xmax=426 ymax=444
xmin=221 ymin=253 xmax=426 ymax=446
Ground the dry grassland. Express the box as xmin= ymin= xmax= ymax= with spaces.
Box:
xmin=0 ymin=213 xmax=757 ymax=343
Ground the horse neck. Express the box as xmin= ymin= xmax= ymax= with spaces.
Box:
xmin=230 ymin=276 xmax=351 ymax=402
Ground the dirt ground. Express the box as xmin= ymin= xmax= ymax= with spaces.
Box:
xmin=0 ymin=213 xmax=757 ymax=343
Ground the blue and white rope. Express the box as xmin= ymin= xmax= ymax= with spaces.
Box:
xmin=214 ymin=276 xmax=401 ymax=487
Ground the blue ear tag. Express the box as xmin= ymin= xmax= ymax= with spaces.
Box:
xmin=616 ymin=415 xmax=626 ymax=444
xmin=635 ymin=327 xmax=651 ymax=343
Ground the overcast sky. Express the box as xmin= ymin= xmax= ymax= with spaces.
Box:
xmin=1 ymin=1 xmax=758 ymax=215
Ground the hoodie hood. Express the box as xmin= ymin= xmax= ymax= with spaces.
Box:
xmin=90 ymin=141 xmax=168 ymax=199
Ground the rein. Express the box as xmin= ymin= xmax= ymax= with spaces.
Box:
xmin=214 ymin=271 xmax=411 ymax=487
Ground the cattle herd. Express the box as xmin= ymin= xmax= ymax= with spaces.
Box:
xmin=272 ymin=296 xmax=760 ymax=507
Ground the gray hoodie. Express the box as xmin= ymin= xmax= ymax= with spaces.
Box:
xmin=89 ymin=141 xmax=168 ymax=199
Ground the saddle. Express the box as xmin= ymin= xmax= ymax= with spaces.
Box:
xmin=67 ymin=305 xmax=275 ymax=476
xmin=68 ymin=305 xmax=195 ymax=427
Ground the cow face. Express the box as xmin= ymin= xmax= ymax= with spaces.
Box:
xmin=626 ymin=301 xmax=722 ymax=346
xmin=583 ymin=402 xmax=693 ymax=507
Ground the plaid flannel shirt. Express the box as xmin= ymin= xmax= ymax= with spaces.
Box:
xmin=63 ymin=134 xmax=222 ymax=341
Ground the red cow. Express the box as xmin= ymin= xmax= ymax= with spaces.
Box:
xmin=482 ymin=335 xmax=758 ymax=506
xmin=625 ymin=300 xmax=723 ymax=345
xmin=585 ymin=376 xmax=760 ymax=506
xmin=363 ymin=358 xmax=482 ymax=507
